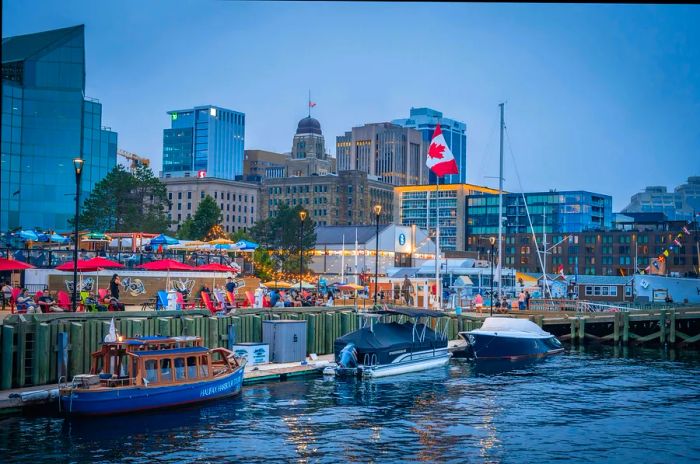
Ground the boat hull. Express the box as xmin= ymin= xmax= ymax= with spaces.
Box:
xmin=460 ymin=332 xmax=564 ymax=361
xmin=363 ymin=352 xmax=452 ymax=378
xmin=60 ymin=367 xmax=244 ymax=416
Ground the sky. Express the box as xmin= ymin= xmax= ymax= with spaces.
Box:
xmin=3 ymin=1 xmax=700 ymax=210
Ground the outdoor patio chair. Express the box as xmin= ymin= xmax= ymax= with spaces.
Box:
xmin=176 ymin=291 xmax=197 ymax=310
xmin=156 ymin=290 xmax=169 ymax=310
xmin=10 ymin=288 xmax=24 ymax=314
xmin=214 ymin=290 xmax=235 ymax=312
xmin=57 ymin=291 xmax=72 ymax=311
xmin=200 ymin=291 xmax=222 ymax=315
xmin=225 ymin=290 xmax=238 ymax=308
xmin=98 ymin=289 xmax=109 ymax=301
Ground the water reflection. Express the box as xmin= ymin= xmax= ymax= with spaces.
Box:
xmin=2 ymin=348 xmax=700 ymax=463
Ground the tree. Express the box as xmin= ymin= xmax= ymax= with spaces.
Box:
xmin=250 ymin=204 xmax=316 ymax=275
xmin=176 ymin=195 xmax=222 ymax=240
xmin=230 ymin=228 xmax=252 ymax=242
xmin=75 ymin=165 xmax=170 ymax=233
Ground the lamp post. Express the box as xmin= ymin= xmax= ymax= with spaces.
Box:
xmin=373 ymin=204 xmax=382 ymax=305
xmin=72 ymin=158 xmax=84 ymax=312
xmin=298 ymin=209 xmax=307 ymax=294
xmin=489 ymin=236 xmax=496 ymax=316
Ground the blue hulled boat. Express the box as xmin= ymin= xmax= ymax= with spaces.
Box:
xmin=59 ymin=336 xmax=245 ymax=416
xmin=460 ymin=317 xmax=564 ymax=361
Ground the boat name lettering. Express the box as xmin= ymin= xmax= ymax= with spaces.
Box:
xmin=389 ymin=349 xmax=406 ymax=355
xmin=200 ymin=379 xmax=236 ymax=397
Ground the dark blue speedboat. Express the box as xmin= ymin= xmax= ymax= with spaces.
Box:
xmin=459 ymin=317 xmax=564 ymax=361
xmin=59 ymin=336 xmax=245 ymax=416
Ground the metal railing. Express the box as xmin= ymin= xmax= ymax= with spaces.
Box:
xmin=528 ymin=298 xmax=683 ymax=313
xmin=0 ymin=248 xmax=249 ymax=272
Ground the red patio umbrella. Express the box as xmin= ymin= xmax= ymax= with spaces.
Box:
xmin=56 ymin=260 xmax=102 ymax=272
xmin=84 ymin=257 xmax=124 ymax=269
xmin=137 ymin=259 xmax=195 ymax=292
xmin=137 ymin=259 xmax=194 ymax=271
xmin=0 ymin=258 xmax=35 ymax=271
xmin=195 ymin=263 xmax=238 ymax=289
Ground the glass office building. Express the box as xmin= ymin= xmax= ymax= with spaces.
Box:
xmin=392 ymin=107 xmax=467 ymax=184
xmin=466 ymin=191 xmax=612 ymax=237
xmin=162 ymin=105 xmax=245 ymax=180
xmin=1 ymin=25 xmax=117 ymax=232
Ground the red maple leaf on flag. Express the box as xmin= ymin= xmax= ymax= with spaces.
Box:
xmin=428 ymin=143 xmax=445 ymax=159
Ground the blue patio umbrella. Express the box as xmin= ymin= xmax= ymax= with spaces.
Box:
xmin=17 ymin=230 xmax=39 ymax=241
xmin=50 ymin=233 xmax=70 ymax=244
xmin=150 ymin=234 xmax=179 ymax=246
xmin=233 ymin=240 xmax=259 ymax=251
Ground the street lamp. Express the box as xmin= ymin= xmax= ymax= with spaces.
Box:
xmin=489 ymin=236 xmax=496 ymax=316
xmin=298 ymin=209 xmax=307 ymax=294
xmin=72 ymin=157 xmax=84 ymax=312
xmin=373 ymin=204 xmax=382 ymax=305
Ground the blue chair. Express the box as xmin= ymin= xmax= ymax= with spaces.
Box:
xmin=156 ymin=291 xmax=169 ymax=310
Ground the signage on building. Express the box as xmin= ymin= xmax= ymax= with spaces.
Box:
xmin=398 ymin=233 xmax=406 ymax=246
xmin=197 ymin=170 xmax=207 ymax=178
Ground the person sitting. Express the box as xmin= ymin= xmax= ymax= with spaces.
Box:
xmin=269 ymin=289 xmax=280 ymax=308
xmin=16 ymin=288 xmax=41 ymax=313
xmin=1 ymin=281 xmax=12 ymax=310
xmin=103 ymin=291 xmax=125 ymax=311
xmin=200 ymin=284 xmax=212 ymax=297
xmin=86 ymin=292 xmax=107 ymax=312
xmin=38 ymin=291 xmax=64 ymax=312
xmin=283 ymin=293 xmax=294 ymax=307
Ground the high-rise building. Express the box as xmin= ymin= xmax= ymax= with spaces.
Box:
xmin=262 ymin=171 xmax=394 ymax=226
xmin=162 ymin=105 xmax=245 ymax=180
xmin=392 ymin=107 xmax=467 ymax=184
xmin=394 ymin=184 xmax=499 ymax=252
xmin=622 ymin=177 xmax=700 ymax=220
xmin=1 ymin=25 xmax=118 ymax=232
xmin=466 ymin=190 xmax=612 ymax=239
xmin=243 ymin=149 xmax=289 ymax=181
xmin=336 ymin=122 xmax=425 ymax=186
xmin=288 ymin=116 xmax=333 ymax=177
xmin=161 ymin=176 xmax=260 ymax=234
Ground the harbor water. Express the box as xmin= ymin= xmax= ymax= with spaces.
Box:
xmin=2 ymin=346 xmax=699 ymax=463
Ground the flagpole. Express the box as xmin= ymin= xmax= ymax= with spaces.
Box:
xmin=435 ymin=175 xmax=441 ymax=310
xmin=341 ymin=234 xmax=345 ymax=283
xmin=497 ymin=103 xmax=504 ymax=302
xmin=354 ymin=228 xmax=359 ymax=285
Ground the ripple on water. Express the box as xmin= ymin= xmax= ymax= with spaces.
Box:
xmin=1 ymin=347 xmax=700 ymax=463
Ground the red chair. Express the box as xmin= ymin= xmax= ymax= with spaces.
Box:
xmin=57 ymin=291 xmax=73 ymax=311
xmin=177 ymin=291 xmax=197 ymax=310
xmin=9 ymin=287 xmax=22 ymax=314
xmin=200 ymin=291 xmax=222 ymax=315
xmin=245 ymin=291 xmax=255 ymax=306
xmin=98 ymin=289 xmax=108 ymax=300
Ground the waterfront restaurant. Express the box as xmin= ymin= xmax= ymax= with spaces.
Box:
xmin=308 ymin=224 xmax=436 ymax=281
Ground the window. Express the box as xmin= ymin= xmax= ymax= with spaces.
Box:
xmin=594 ymin=286 xmax=601 ymax=296
xmin=610 ymin=286 xmax=618 ymax=296
xmin=187 ymin=191 xmax=192 ymax=199
xmin=624 ymin=286 xmax=632 ymax=297
xmin=161 ymin=359 xmax=172 ymax=382
xmin=145 ymin=359 xmax=158 ymax=383
xmin=585 ymin=286 xmax=593 ymax=296
xmin=175 ymin=358 xmax=186 ymax=380
xmin=200 ymin=357 xmax=209 ymax=377
xmin=187 ymin=356 xmax=198 ymax=379
xmin=178 ymin=192 xmax=182 ymax=200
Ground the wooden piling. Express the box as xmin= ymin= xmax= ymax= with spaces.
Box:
xmin=670 ymin=310 xmax=676 ymax=344
xmin=613 ymin=312 xmax=620 ymax=344
xmin=34 ymin=323 xmax=50 ymax=386
xmin=660 ymin=310 xmax=667 ymax=344
xmin=578 ymin=318 xmax=586 ymax=343
xmin=1 ymin=325 xmax=14 ymax=390
xmin=69 ymin=322 xmax=83 ymax=377
xmin=622 ymin=312 xmax=630 ymax=344
xmin=570 ymin=319 xmax=577 ymax=342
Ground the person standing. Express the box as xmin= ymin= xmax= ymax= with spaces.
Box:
xmin=525 ymin=290 xmax=531 ymax=310
xmin=518 ymin=290 xmax=526 ymax=310
xmin=110 ymin=274 xmax=121 ymax=300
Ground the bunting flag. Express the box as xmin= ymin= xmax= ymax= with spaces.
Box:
xmin=651 ymin=220 xmax=694 ymax=272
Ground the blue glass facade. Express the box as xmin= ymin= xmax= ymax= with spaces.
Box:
xmin=162 ymin=105 xmax=245 ymax=180
xmin=392 ymin=107 xmax=467 ymax=184
xmin=466 ymin=191 xmax=613 ymax=237
xmin=1 ymin=25 xmax=117 ymax=232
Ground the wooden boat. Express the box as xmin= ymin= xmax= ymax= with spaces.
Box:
xmin=59 ymin=335 xmax=245 ymax=415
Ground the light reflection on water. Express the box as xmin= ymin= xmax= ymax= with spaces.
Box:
xmin=1 ymin=346 xmax=700 ymax=463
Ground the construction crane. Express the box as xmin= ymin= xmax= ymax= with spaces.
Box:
xmin=117 ymin=149 xmax=151 ymax=172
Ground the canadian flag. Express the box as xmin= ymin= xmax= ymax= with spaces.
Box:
xmin=426 ymin=123 xmax=459 ymax=177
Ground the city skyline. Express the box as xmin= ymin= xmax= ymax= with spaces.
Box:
xmin=3 ymin=1 xmax=699 ymax=210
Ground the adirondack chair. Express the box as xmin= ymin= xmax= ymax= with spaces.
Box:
xmin=57 ymin=290 xmax=72 ymax=311
xmin=81 ymin=291 xmax=97 ymax=312
xmin=176 ymin=291 xmax=197 ymax=310
xmin=245 ymin=291 xmax=255 ymax=307
xmin=156 ymin=290 xmax=169 ymax=310
xmin=10 ymin=287 xmax=23 ymax=314
xmin=213 ymin=290 xmax=234 ymax=312
xmin=225 ymin=290 xmax=238 ymax=308
xmin=200 ymin=291 xmax=222 ymax=315
xmin=98 ymin=289 xmax=109 ymax=300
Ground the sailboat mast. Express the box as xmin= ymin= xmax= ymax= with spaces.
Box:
xmin=497 ymin=103 xmax=504 ymax=300
xmin=341 ymin=234 xmax=345 ymax=283
xmin=435 ymin=176 xmax=441 ymax=309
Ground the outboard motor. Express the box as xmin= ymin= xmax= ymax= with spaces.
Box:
xmin=338 ymin=343 xmax=358 ymax=368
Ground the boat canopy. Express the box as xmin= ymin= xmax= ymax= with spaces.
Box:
xmin=478 ymin=317 xmax=551 ymax=336
xmin=335 ymin=322 xmax=445 ymax=361
xmin=135 ymin=346 xmax=209 ymax=358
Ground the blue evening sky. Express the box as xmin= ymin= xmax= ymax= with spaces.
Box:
xmin=4 ymin=1 xmax=699 ymax=210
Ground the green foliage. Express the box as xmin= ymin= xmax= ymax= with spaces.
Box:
xmin=176 ymin=195 xmax=222 ymax=240
xmin=252 ymin=248 xmax=276 ymax=281
xmin=250 ymin=204 xmax=316 ymax=274
xmin=75 ymin=165 xmax=170 ymax=233
xmin=229 ymin=228 xmax=252 ymax=242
